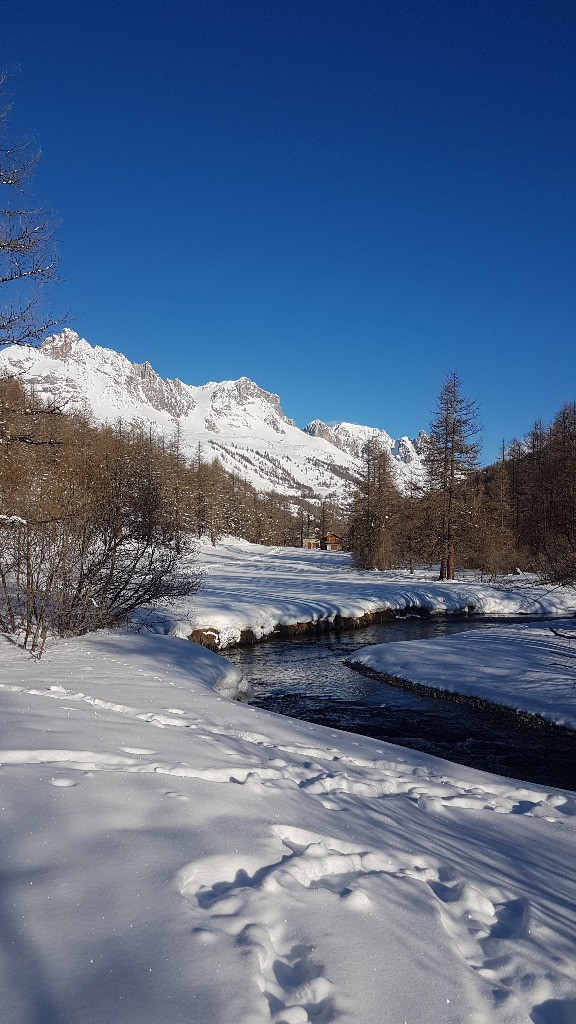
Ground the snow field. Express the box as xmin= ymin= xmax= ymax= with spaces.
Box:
xmin=1 ymin=623 xmax=576 ymax=1023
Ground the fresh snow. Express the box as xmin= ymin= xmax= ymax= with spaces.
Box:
xmin=1 ymin=540 xmax=576 ymax=1023
xmin=154 ymin=537 xmax=576 ymax=649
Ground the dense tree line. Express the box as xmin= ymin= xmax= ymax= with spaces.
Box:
xmin=3 ymin=365 xmax=574 ymax=657
xmin=348 ymin=374 xmax=576 ymax=588
xmin=507 ymin=403 xmax=576 ymax=585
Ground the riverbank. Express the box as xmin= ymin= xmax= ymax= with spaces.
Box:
xmin=347 ymin=619 xmax=576 ymax=732
xmin=147 ymin=536 xmax=576 ymax=650
xmin=347 ymin=654 xmax=576 ymax=735
xmin=148 ymin=536 xmax=576 ymax=733
xmin=229 ymin=619 xmax=576 ymax=791
xmin=190 ymin=603 xmax=426 ymax=649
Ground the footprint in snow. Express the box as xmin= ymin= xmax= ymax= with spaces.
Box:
xmin=176 ymin=823 xmax=570 ymax=1024
xmin=176 ymin=839 xmax=339 ymax=1023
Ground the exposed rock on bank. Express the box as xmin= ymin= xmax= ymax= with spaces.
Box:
xmin=188 ymin=606 xmax=427 ymax=651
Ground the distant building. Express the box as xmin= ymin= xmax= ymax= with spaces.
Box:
xmin=302 ymin=532 xmax=343 ymax=551
xmin=320 ymin=532 xmax=343 ymax=552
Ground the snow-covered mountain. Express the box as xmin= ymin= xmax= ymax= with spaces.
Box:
xmin=0 ymin=330 xmax=426 ymax=501
xmin=304 ymin=419 xmax=427 ymax=468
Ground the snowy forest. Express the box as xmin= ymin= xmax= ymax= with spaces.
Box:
xmin=348 ymin=374 xmax=576 ymax=587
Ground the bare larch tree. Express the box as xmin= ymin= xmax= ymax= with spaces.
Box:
xmin=1 ymin=70 xmax=63 ymax=348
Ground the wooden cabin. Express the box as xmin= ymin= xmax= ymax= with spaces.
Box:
xmin=320 ymin=532 xmax=343 ymax=551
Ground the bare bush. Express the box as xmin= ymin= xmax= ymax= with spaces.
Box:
xmin=0 ymin=379 xmax=199 ymax=655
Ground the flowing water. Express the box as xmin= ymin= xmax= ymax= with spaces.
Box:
xmin=223 ymin=616 xmax=576 ymax=792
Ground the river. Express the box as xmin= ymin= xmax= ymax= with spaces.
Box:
xmin=223 ymin=616 xmax=576 ymax=792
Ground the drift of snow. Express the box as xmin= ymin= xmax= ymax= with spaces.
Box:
xmin=1 ymin=540 xmax=576 ymax=1023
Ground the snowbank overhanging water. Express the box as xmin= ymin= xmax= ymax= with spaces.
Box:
xmin=151 ymin=538 xmax=576 ymax=650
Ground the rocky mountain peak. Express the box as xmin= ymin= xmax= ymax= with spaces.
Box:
xmin=304 ymin=419 xmax=336 ymax=445
xmin=0 ymin=331 xmax=426 ymax=500
xmin=209 ymin=376 xmax=296 ymax=433
xmin=41 ymin=329 xmax=91 ymax=360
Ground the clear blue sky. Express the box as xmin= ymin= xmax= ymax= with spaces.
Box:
xmin=2 ymin=0 xmax=576 ymax=463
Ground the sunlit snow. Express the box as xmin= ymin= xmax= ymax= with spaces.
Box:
xmin=1 ymin=541 xmax=575 ymax=1023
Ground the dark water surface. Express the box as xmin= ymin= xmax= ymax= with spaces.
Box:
xmin=223 ymin=617 xmax=576 ymax=792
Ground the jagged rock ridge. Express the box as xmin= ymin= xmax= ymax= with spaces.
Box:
xmin=0 ymin=331 xmax=426 ymax=500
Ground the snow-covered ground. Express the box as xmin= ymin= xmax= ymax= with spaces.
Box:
xmin=157 ymin=537 xmax=576 ymax=648
xmin=1 ymin=540 xmax=576 ymax=1023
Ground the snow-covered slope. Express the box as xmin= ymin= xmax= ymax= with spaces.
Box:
xmin=1 ymin=548 xmax=576 ymax=1024
xmin=0 ymin=331 xmax=425 ymax=500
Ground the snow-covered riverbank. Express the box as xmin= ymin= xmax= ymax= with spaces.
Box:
xmin=178 ymin=539 xmax=576 ymax=732
xmin=1 ymin=540 xmax=576 ymax=1023
xmin=154 ymin=537 xmax=576 ymax=649
xmin=348 ymin=620 xmax=576 ymax=731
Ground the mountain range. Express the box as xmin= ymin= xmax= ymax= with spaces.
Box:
xmin=0 ymin=330 xmax=426 ymax=501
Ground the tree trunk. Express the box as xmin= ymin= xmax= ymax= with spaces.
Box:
xmin=447 ymin=539 xmax=455 ymax=580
